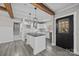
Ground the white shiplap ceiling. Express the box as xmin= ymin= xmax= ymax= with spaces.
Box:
xmin=44 ymin=3 xmax=79 ymax=13
xmin=0 ymin=3 xmax=79 ymax=20
xmin=0 ymin=3 xmax=4 ymax=6
xmin=11 ymin=3 xmax=51 ymax=21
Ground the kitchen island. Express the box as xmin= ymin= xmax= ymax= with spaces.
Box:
xmin=26 ymin=32 xmax=46 ymax=55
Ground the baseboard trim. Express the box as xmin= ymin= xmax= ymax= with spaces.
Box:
xmin=74 ymin=51 xmax=79 ymax=55
xmin=0 ymin=39 xmax=21 ymax=45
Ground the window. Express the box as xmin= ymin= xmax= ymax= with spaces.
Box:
xmin=58 ymin=18 xmax=69 ymax=33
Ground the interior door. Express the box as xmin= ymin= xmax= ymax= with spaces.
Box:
xmin=56 ymin=15 xmax=74 ymax=51
xmin=13 ymin=23 xmax=20 ymax=35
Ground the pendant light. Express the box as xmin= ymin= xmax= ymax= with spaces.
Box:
xmin=28 ymin=13 xmax=31 ymax=28
xmin=33 ymin=8 xmax=38 ymax=29
xmin=28 ymin=13 xmax=32 ymax=24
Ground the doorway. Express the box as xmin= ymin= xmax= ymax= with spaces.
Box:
xmin=13 ymin=23 xmax=20 ymax=35
xmin=56 ymin=15 xmax=74 ymax=52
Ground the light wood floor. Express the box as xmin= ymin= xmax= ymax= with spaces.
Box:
xmin=0 ymin=39 xmax=77 ymax=56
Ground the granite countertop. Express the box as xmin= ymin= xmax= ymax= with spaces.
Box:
xmin=27 ymin=32 xmax=45 ymax=37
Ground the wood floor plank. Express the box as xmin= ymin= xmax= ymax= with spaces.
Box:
xmin=0 ymin=40 xmax=77 ymax=56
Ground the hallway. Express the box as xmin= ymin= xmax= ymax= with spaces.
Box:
xmin=0 ymin=39 xmax=77 ymax=56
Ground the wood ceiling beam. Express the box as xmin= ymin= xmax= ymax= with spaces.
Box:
xmin=4 ymin=3 xmax=14 ymax=18
xmin=32 ymin=3 xmax=55 ymax=15
xmin=0 ymin=6 xmax=7 ymax=11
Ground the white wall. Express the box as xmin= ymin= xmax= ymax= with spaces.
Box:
xmin=52 ymin=15 xmax=56 ymax=46
xmin=53 ymin=4 xmax=79 ymax=55
xmin=76 ymin=10 xmax=79 ymax=54
xmin=0 ymin=16 xmax=14 ymax=43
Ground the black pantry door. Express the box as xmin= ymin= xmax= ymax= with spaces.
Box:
xmin=56 ymin=15 xmax=74 ymax=51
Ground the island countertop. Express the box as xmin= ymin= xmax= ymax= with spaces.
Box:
xmin=27 ymin=32 xmax=45 ymax=37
